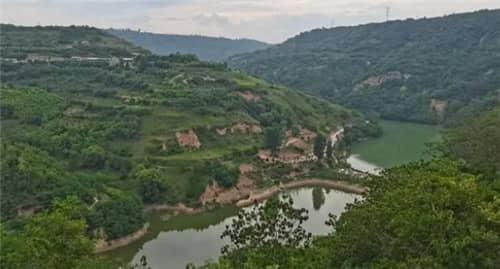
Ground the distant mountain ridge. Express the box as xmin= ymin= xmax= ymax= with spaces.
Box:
xmin=229 ymin=9 xmax=500 ymax=125
xmin=108 ymin=29 xmax=270 ymax=61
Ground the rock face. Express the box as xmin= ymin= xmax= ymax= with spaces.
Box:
xmin=175 ymin=129 xmax=201 ymax=149
xmin=231 ymin=123 xmax=262 ymax=134
xmin=238 ymin=90 xmax=261 ymax=102
xmin=355 ymin=71 xmax=403 ymax=90
xmin=216 ymin=128 xmax=227 ymax=135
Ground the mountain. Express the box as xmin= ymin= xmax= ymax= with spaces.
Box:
xmin=108 ymin=29 xmax=270 ymax=61
xmin=1 ymin=24 xmax=147 ymax=59
xmin=0 ymin=25 xmax=375 ymax=239
xmin=229 ymin=9 xmax=500 ymax=126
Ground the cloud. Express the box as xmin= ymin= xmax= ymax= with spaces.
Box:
xmin=192 ymin=13 xmax=231 ymax=28
xmin=1 ymin=0 xmax=499 ymax=43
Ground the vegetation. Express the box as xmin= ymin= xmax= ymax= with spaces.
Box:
xmin=1 ymin=197 xmax=95 ymax=269
xmin=197 ymin=108 xmax=500 ymax=268
xmin=109 ymin=29 xmax=269 ymax=62
xmin=229 ymin=9 xmax=500 ymax=125
xmin=0 ymin=24 xmax=146 ymax=59
xmin=441 ymin=107 xmax=500 ymax=179
xmin=0 ymin=25 xmax=374 ymax=254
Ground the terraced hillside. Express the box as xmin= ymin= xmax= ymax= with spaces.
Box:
xmin=229 ymin=9 xmax=500 ymax=126
xmin=0 ymin=25 xmax=377 ymax=243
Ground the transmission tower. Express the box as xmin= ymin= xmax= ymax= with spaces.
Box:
xmin=385 ymin=6 xmax=390 ymax=21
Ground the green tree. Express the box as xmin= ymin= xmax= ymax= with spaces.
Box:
xmin=221 ymin=196 xmax=311 ymax=267
xmin=135 ymin=166 xmax=166 ymax=203
xmin=264 ymin=125 xmax=285 ymax=154
xmin=88 ymin=196 xmax=144 ymax=240
xmin=322 ymin=160 xmax=500 ymax=268
xmin=0 ymin=197 xmax=94 ymax=269
xmin=81 ymin=145 xmax=106 ymax=169
xmin=441 ymin=108 xmax=500 ymax=179
xmin=313 ymin=134 xmax=326 ymax=160
xmin=325 ymin=141 xmax=333 ymax=160
xmin=213 ymin=163 xmax=239 ymax=188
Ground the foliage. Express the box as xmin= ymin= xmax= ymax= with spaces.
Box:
xmin=264 ymin=125 xmax=285 ymax=153
xmin=220 ymin=196 xmax=312 ymax=267
xmin=135 ymin=165 xmax=167 ymax=203
xmin=441 ymin=107 xmax=500 ymax=179
xmin=313 ymin=134 xmax=326 ymax=160
xmin=0 ymin=143 xmax=92 ymax=218
xmin=321 ymin=160 xmax=500 ymax=268
xmin=211 ymin=162 xmax=239 ymax=188
xmin=229 ymin=9 xmax=500 ymax=125
xmin=0 ymin=197 xmax=94 ymax=269
xmin=0 ymin=24 xmax=146 ymax=59
xmin=87 ymin=196 xmax=144 ymax=240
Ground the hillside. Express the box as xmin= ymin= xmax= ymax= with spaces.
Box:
xmin=0 ymin=25 xmax=375 ymax=241
xmin=0 ymin=24 xmax=147 ymax=59
xmin=229 ymin=9 xmax=500 ymax=125
xmin=108 ymin=29 xmax=270 ymax=62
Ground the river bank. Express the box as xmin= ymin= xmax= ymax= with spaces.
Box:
xmin=236 ymin=178 xmax=367 ymax=207
xmin=96 ymin=178 xmax=366 ymax=253
xmin=95 ymin=223 xmax=150 ymax=253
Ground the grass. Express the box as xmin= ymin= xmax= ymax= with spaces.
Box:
xmin=163 ymin=142 xmax=260 ymax=161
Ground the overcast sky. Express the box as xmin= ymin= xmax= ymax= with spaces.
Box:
xmin=1 ymin=0 xmax=498 ymax=43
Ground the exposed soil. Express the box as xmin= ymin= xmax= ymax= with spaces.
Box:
xmin=355 ymin=71 xmax=402 ymax=90
xmin=236 ymin=178 xmax=367 ymax=207
xmin=238 ymin=91 xmax=261 ymax=102
xmin=175 ymin=129 xmax=201 ymax=148
xmin=94 ymin=223 xmax=150 ymax=253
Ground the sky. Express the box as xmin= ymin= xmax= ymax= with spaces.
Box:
xmin=1 ymin=0 xmax=499 ymax=43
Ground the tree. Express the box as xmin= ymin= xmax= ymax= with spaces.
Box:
xmin=88 ymin=196 xmax=144 ymax=240
xmin=322 ymin=160 xmax=500 ymax=268
xmin=0 ymin=197 xmax=94 ymax=269
xmin=221 ymin=196 xmax=311 ymax=267
xmin=81 ymin=145 xmax=106 ymax=169
xmin=313 ymin=134 xmax=326 ymax=160
xmin=264 ymin=125 xmax=284 ymax=154
xmin=325 ymin=141 xmax=333 ymax=160
xmin=441 ymin=108 xmax=500 ymax=179
xmin=135 ymin=166 xmax=166 ymax=203
xmin=213 ymin=164 xmax=239 ymax=188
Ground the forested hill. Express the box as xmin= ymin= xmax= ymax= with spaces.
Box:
xmin=229 ymin=9 xmax=500 ymax=126
xmin=0 ymin=25 xmax=374 ymax=243
xmin=108 ymin=29 xmax=270 ymax=61
xmin=0 ymin=24 xmax=147 ymax=59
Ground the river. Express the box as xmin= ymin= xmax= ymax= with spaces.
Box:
xmin=107 ymin=188 xmax=359 ymax=269
xmin=348 ymin=120 xmax=442 ymax=173
xmin=106 ymin=120 xmax=441 ymax=268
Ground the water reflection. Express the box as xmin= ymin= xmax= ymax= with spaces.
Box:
xmin=109 ymin=188 xmax=359 ymax=269
xmin=312 ymin=187 xmax=326 ymax=210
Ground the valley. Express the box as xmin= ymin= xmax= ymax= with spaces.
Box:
xmin=1 ymin=8 xmax=499 ymax=269
xmin=103 ymin=119 xmax=440 ymax=268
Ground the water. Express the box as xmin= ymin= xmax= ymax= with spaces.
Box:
xmin=348 ymin=120 xmax=441 ymax=173
xmin=107 ymin=120 xmax=440 ymax=268
xmin=107 ymin=188 xmax=359 ymax=269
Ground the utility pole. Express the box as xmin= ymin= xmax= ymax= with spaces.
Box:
xmin=386 ymin=6 xmax=390 ymax=22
